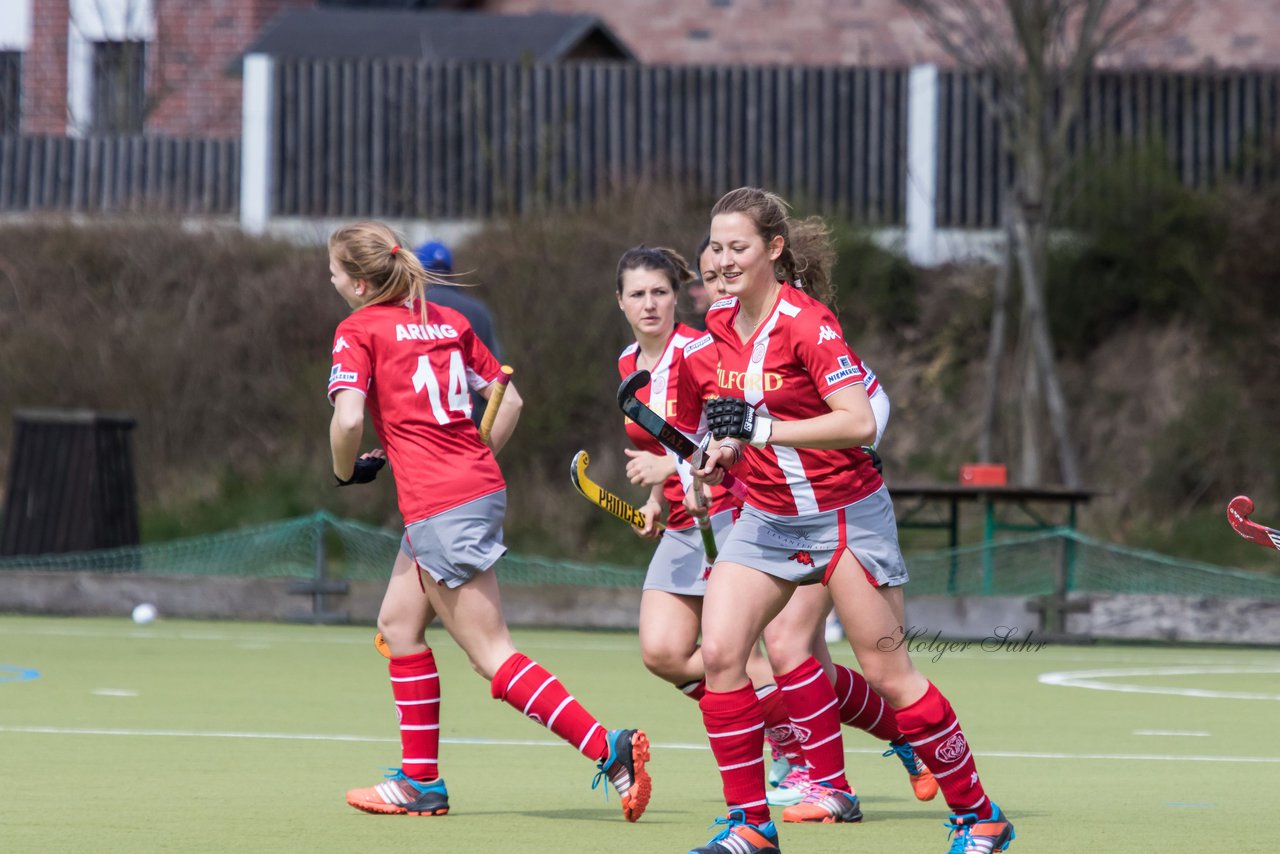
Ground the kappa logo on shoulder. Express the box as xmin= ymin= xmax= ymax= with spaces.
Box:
xmin=816 ymin=325 xmax=840 ymax=345
xmin=333 ymin=336 xmax=350 ymax=354
xmin=684 ymin=334 xmax=714 ymax=358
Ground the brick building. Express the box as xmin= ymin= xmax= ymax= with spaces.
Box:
xmin=3 ymin=0 xmax=1277 ymax=138
xmin=486 ymin=0 xmax=1280 ymax=69
xmin=5 ymin=0 xmax=310 ymax=136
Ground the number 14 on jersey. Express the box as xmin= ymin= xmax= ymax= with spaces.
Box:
xmin=412 ymin=351 xmax=471 ymax=423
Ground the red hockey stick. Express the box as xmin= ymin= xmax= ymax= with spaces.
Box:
xmin=1227 ymin=496 xmax=1280 ymax=551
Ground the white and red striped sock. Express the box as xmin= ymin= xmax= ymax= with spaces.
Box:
xmin=896 ymin=682 xmax=992 ymax=818
xmin=832 ymin=663 xmax=904 ymax=742
xmin=700 ymin=683 xmax=770 ymax=826
xmin=490 ymin=652 xmax=609 ymax=761
xmin=775 ymin=657 xmax=850 ymax=791
xmin=389 ymin=648 xmax=441 ymax=781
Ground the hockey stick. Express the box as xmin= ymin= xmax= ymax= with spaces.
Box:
xmin=1227 ymin=495 xmax=1280 ymax=551
xmin=689 ymin=475 xmax=719 ymax=562
xmin=570 ymin=450 xmax=663 ymax=531
xmin=477 ymin=365 xmax=514 ymax=445
xmin=617 ymin=370 xmax=748 ymax=501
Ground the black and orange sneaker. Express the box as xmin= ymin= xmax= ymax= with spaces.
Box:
xmin=345 ymin=769 xmax=449 ymax=816
xmin=688 ymin=810 xmax=781 ymax=854
xmin=945 ymin=803 xmax=1015 ymax=853
xmin=591 ymin=728 xmax=652 ymax=822
xmin=780 ymin=781 xmax=863 ymax=823
xmin=885 ymin=739 xmax=939 ymax=801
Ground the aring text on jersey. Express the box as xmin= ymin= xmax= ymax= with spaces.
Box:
xmin=396 ymin=323 xmax=460 ymax=342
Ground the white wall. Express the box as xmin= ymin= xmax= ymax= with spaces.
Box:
xmin=0 ymin=0 xmax=33 ymax=51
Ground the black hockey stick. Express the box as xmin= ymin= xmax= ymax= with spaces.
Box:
xmin=617 ymin=370 xmax=748 ymax=501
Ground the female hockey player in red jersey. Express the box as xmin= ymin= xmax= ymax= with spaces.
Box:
xmin=688 ymin=239 xmax=938 ymax=817
xmin=326 ymin=221 xmax=650 ymax=822
xmin=685 ymin=190 xmax=1014 ymax=854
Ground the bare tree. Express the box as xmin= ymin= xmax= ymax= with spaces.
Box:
xmin=901 ymin=0 xmax=1185 ymax=486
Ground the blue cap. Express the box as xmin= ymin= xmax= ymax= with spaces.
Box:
xmin=415 ymin=240 xmax=453 ymax=273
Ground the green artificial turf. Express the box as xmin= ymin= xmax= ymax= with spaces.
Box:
xmin=1 ymin=616 xmax=1276 ymax=852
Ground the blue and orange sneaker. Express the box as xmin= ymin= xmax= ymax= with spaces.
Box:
xmin=688 ymin=810 xmax=781 ymax=854
xmin=592 ymin=728 xmax=652 ymax=822
xmin=780 ymin=781 xmax=863 ymax=823
xmin=345 ymin=768 xmax=449 ymax=815
xmin=946 ymin=803 xmax=1015 ymax=854
xmin=885 ymin=739 xmax=939 ymax=801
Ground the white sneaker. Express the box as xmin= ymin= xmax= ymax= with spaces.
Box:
xmin=765 ymin=763 xmax=810 ymax=807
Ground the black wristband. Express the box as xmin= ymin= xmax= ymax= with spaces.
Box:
xmin=866 ymin=447 xmax=883 ymax=475
xmin=335 ymin=456 xmax=386 ymax=486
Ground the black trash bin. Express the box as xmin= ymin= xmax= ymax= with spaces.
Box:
xmin=0 ymin=410 xmax=139 ymax=558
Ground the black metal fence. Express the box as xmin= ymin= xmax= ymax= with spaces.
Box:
xmin=269 ymin=59 xmax=910 ymax=224
xmin=0 ymin=62 xmax=1277 ymax=228
xmin=0 ymin=134 xmax=239 ymax=214
xmin=935 ymin=69 xmax=1280 ymax=227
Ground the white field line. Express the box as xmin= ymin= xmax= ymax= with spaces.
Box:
xmin=1 ymin=725 xmax=1278 ymax=764
xmin=1134 ymin=730 xmax=1211 ymax=737
xmin=0 ymin=624 xmax=639 ymax=653
xmin=1038 ymin=665 xmax=1280 ymax=701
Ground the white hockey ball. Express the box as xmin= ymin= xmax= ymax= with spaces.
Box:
xmin=131 ymin=603 xmax=158 ymax=625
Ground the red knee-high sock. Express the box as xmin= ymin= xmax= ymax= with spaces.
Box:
xmin=775 ymin=657 xmax=850 ymax=791
xmin=700 ymin=683 xmax=770 ymax=825
xmin=679 ymin=678 xmax=707 ymax=701
xmin=757 ymin=684 xmax=802 ymax=763
xmin=833 ymin=663 xmax=904 ymax=742
xmin=389 ymin=649 xmax=441 ymax=781
xmin=896 ymin=682 xmax=991 ymax=818
xmin=490 ymin=652 xmax=608 ymax=761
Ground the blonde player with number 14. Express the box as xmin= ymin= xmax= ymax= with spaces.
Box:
xmin=325 ymin=220 xmax=651 ymax=822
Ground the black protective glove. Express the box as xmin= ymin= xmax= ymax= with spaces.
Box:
xmin=335 ymin=456 xmax=386 ymax=486
xmin=705 ymin=397 xmax=773 ymax=447
xmin=866 ymin=447 xmax=884 ymax=475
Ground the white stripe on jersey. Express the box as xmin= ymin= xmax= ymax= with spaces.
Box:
xmin=646 ymin=330 xmax=695 ymax=469
xmin=750 ymin=301 xmax=818 ymax=514
xmin=773 ymin=446 xmax=820 ymax=514
xmin=466 ymin=365 xmax=489 ymax=392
